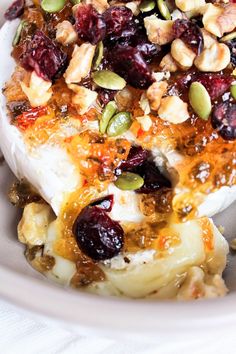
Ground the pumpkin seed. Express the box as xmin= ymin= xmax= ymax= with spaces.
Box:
xmin=106 ymin=112 xmax=132 ymax=137
xmin=115 ymin=172 xmax=144 ymax=191
xmin=139 ymin=0 xmax=156 ymax=12
xmin=71 ymin=0 xmax=81 ymax=4
xmin=12 ymin=20 xmax=27 ymax=46
xmin=220 ymin=31 xmax=236 ymax=43
xmin=92 ymin=70 xmax=126 ymax=90
xmin=100 ymin=101 xmax=117 ymax=134
xmin=157 ymin=0 xmax=171 ymax=20
xmin=189 ymin=82 xmax=212 ymax=121
xmin=41 ymin=0 xmax=66 ymax=13
xmin=93 ymin=42 xmax=104 ymax=70
xmin=231 ymin=84 xmax=236 ymax=100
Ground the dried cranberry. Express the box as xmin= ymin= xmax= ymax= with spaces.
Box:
xmin=109 ymin=45 xmax=154 ymax=89
xmin=194 ymin=73 xmax=233 ymax=100
xmin=116 ymin=146 xmax=171 ymax=193
xmin=97 ymin=88 xmax=116 ymax=106
xmin=73 ymin=206 xmax=124 ymax=261
xmin=4 ymin=0 xmax=24 ymax=20
xmin=130 ymin=36 xmax=161 ymax=63
xmin=74 ymin=4 xmax=106 ymax=45
xmin=211 ymin=102 xmax=236 ymax=141
xmin=116 ymin=146 xmax=150 ymax=174
xmin=104 ymin=6 xmax=136 ymax=41
xmin=173 ymin=19 xmax=203 ymax=55
xmin=136 ymin=161 xmax=172 ymax=194
xmin=90 ymin=195 xmax=114 ymax=212
xmin=21 ymin=30 xmax=67 ymax=81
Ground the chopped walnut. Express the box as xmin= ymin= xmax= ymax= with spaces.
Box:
xmin=171 ymin=39 xmax=196 ymax=69
xmin=20 ymin=71 xmax=52 ymax=107
xmin=18 ymin=202 xmax=54 ymax=246
xmin=159 ymin=53 xmax=179 ymax=72
xmin=82 ymin=0 xmax=109 ymax=13
xmin=177 ymin=267 xmax=228 ymax=300
xmin=26 ymin=247 xmax=56 ymax=273
xmin=146 ymin=81 xmax=168 ymax=111
xmin=201 ymin=28 xmax=217 ymax=49
xmin=115 ymin=87 xmax=134 ymax=111
xmin=8 ymin=180 xmax=40 ymax=208
xmin=175 ymin=0 xmax=206 ymax=12
xmin=64 ymin=43 xmax=96 ymax=84
xmin=126 ymin=1 xmax=141 ymax=15
xmin=56 ymin=20 xmax=78 ymax=46
xmin=144 ymin=16 xmax=175 ymax=45
xmin=158 ymin=96 xmax=190 ymax=124
xmin=194 ymin=42 xmax=231 ymax=72
xmin=136 ymin=115 xmax=152 ymax=131
xmin=202 ymin=3 xmax=236 ymax=37
xmin=69 ymin=84 xmax=98 ymax=114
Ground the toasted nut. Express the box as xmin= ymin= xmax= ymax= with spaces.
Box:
xmin=18 ymin=203 xmax=54 ymax=246
xmin=56 ymin=20 xmax=78 ymax=45
xmin=82 ymin=0 xmax=109 ymax=13
xmin=159 ymin=53 xmax=179 ymax=72
xmin=201 ymin=28 xmax=217 ymax=49
xmin=136 ymin=115 xmax=152 ymax=131
xmin=139 ymin=92 xmax=151 ymax=114
xmin=69 ymin=84 xmax=98 ymax=114
xmin=147 ymin=81 xmax=168 ymax=111
xmin=158 ymin=96 xmax=189 ymax=124
xmin=144 ymin=15 xmax=174 ymax=45
xmin=171 ymin=38 xmax=196 ymax=69
xmin=217 ymin=4 xmax=236 ymax=36
xmin=153 ymin=71 xmax=170 ymax=81
xmin=126 ymin=1 xmax=141 ymax=15
xmin=175 ymin=0 xmax=206 ymax=12
xmin=20 ymin=71 xmax=52 ymax=107
xmin=194 ymin=42 xmax=231 ymax=72
xmin=202 ymin=3 xmax=236 ymax=37
xmin=65 ymin=43 xmax=96 ymax=84
xmin=115 ymin=87 xmax=134 ymax=111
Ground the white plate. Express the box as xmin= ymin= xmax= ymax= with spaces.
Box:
xmin=0 ymin=0 xmax=236 ymax=337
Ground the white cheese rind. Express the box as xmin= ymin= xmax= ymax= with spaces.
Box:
xmin=0 ymin=21 xmax=81 ymax=215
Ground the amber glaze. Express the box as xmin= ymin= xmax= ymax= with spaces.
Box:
xmin=4 ymin=2 xmax=235 ymax=275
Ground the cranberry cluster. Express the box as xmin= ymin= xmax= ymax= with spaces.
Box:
xmin=74 ymin=4 xmax=159 ymax=88
xmin=116 ymin=146 xmax=172 ymax=194
xmin=20 ymin=30 xmax=67 ymax=81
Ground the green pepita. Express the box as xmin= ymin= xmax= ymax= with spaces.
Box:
xmin=139 ymin=0 xmax=156 ymax=13
xmin=92 ymin=70 xmax=126 ymax=90
xmin=115 ymin=172 xmax=144 ymax=191
xmin=231 ymin=84 xmax=236 ymax=100
xmin=93 ymin=42 xmax=104 ymax=70
xmin=189 ymin=82 xmax=212 ymax=121
xmin=12 ymin=20 xmax=27 ymax=46
xmin=106 ymin=112 xmax=132 ymax=137
xmin=157 ymin=0 xmax=171 ymax=20
xmin=100 ymin=101 xmax=117 ymax=134
xmin=220 ymin=31 xmax=236 ymax=43
xmin=41 ymin=0 xmax=66 ymax=13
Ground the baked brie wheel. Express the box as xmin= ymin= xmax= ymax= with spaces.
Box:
xmin=0 ymin=0 xmax=235 ymax=299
